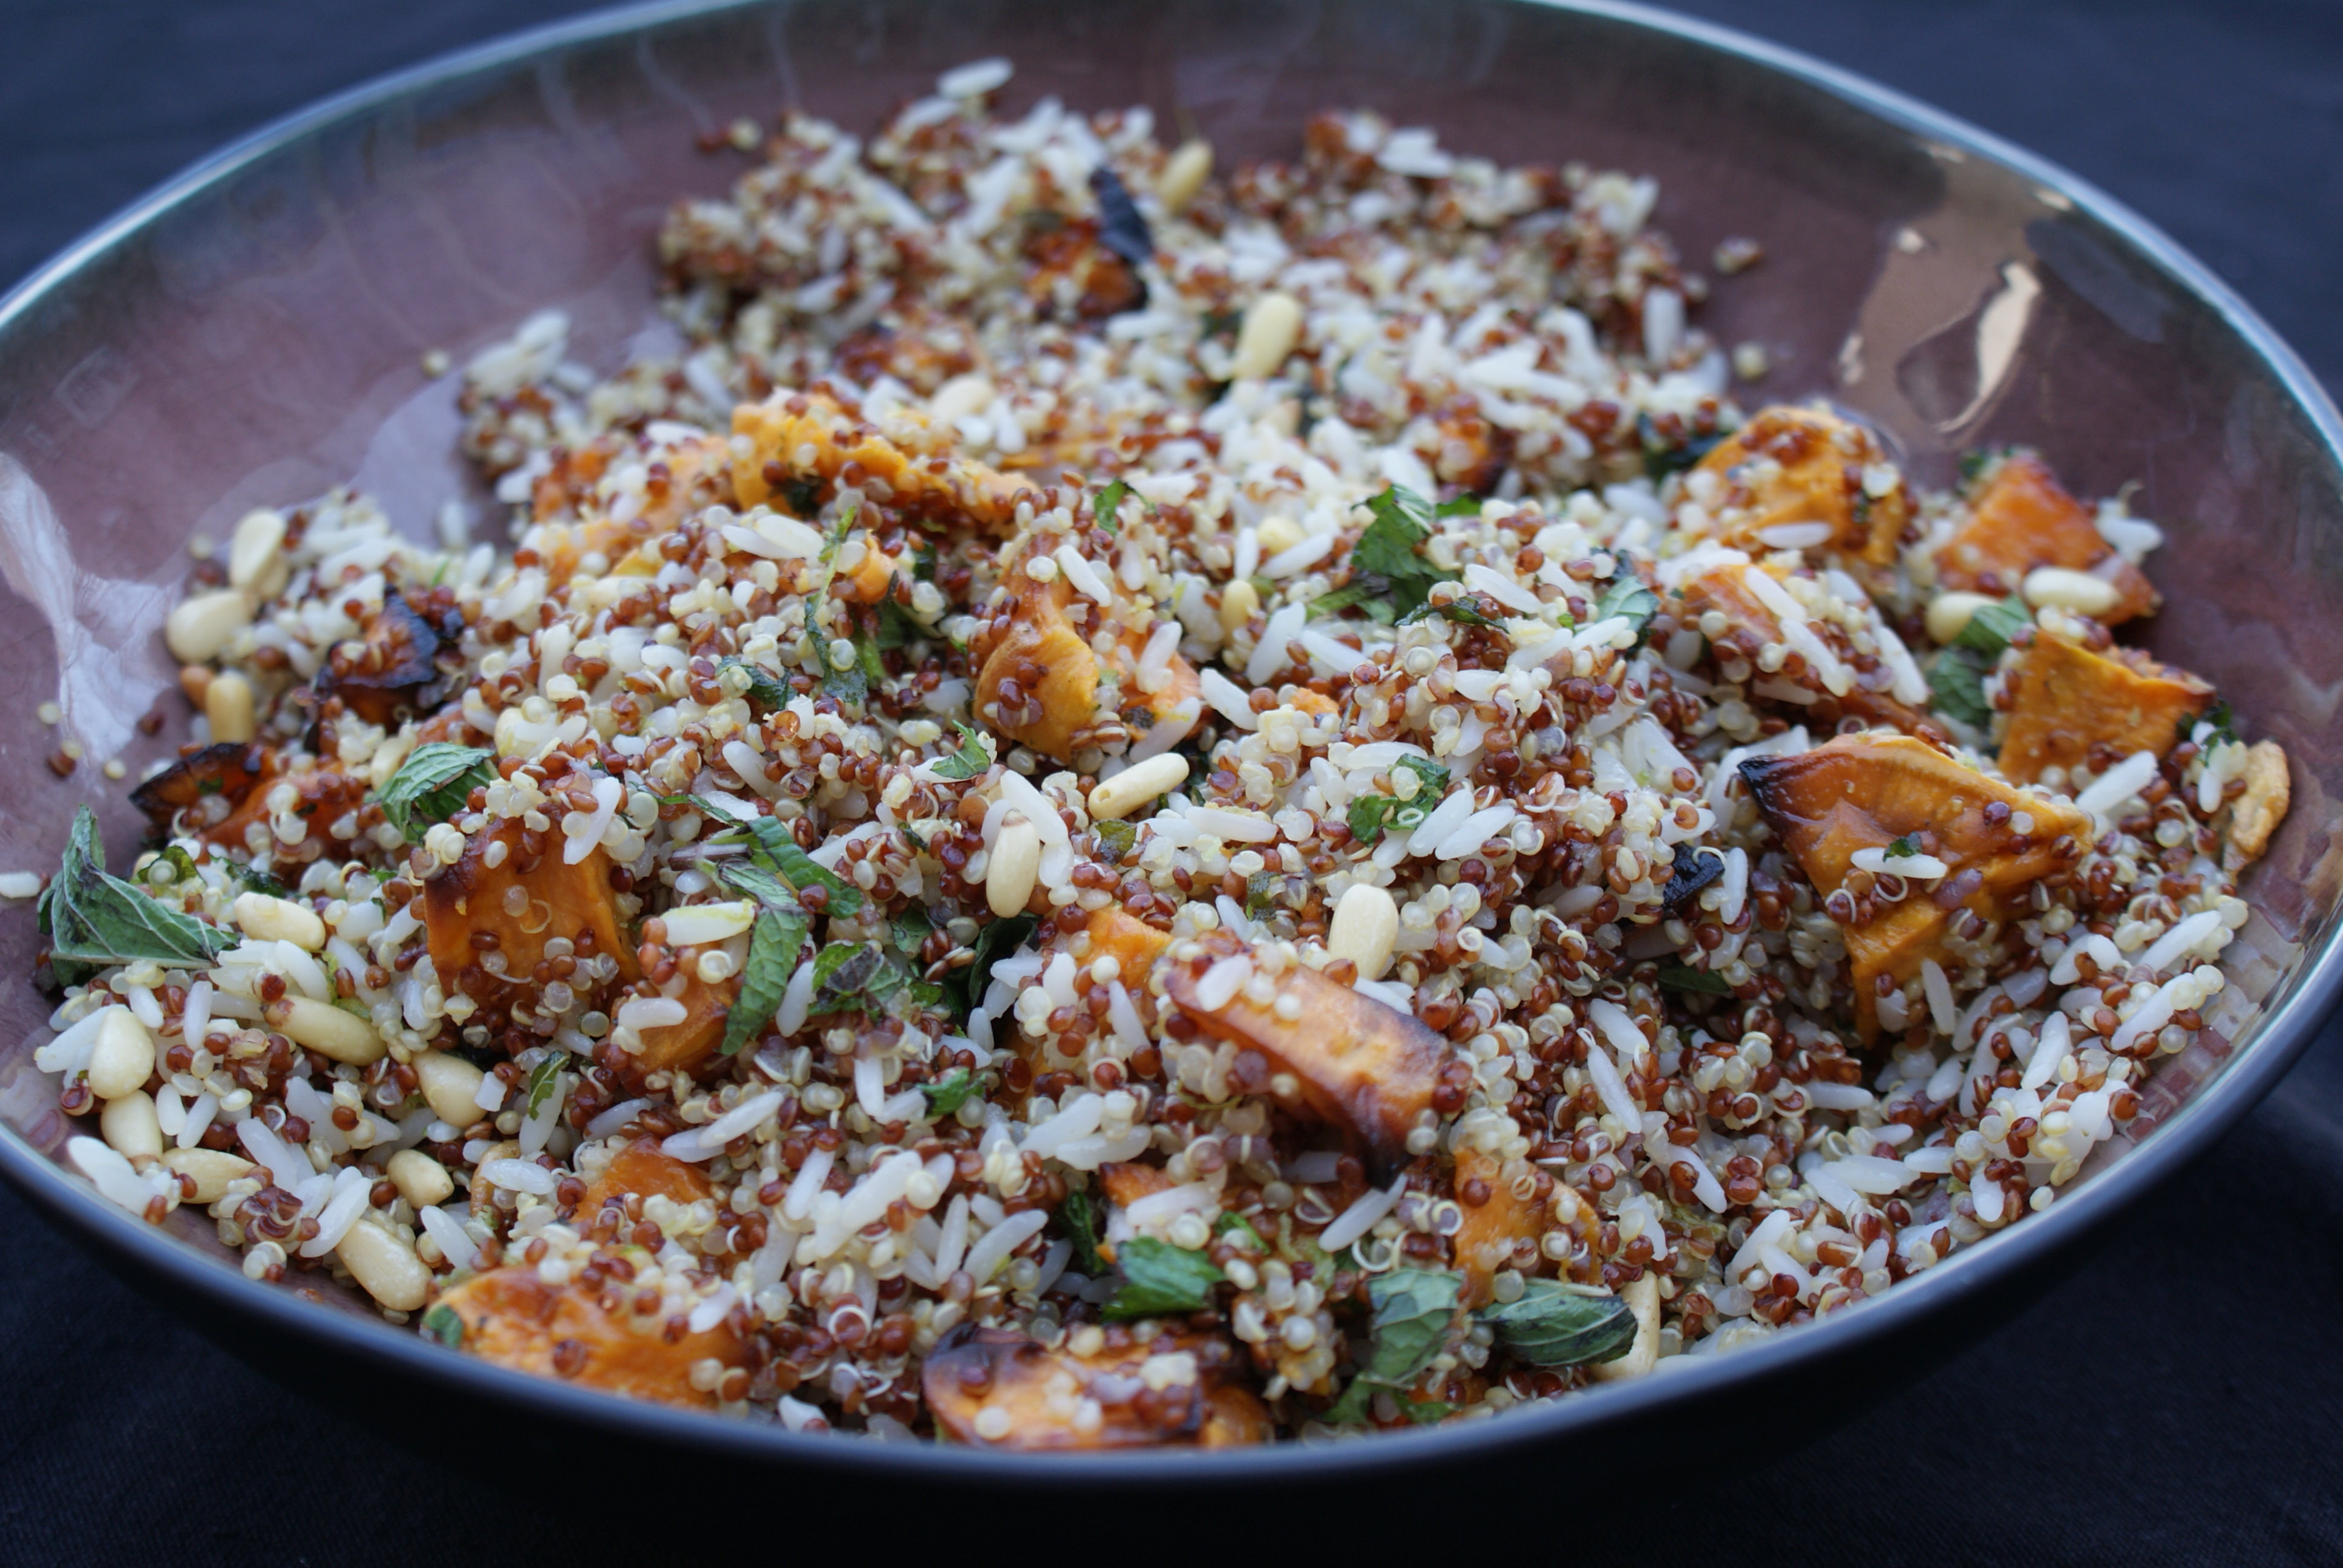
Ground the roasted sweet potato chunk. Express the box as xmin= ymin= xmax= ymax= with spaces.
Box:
xmin=135 ymin=745 xmax=368 ymax=858
xmin=1675 ymin=561 xmax=1937 ymax=736
xmin=530 ymin=434 xmax=727 ymax=586
xmin=729 ymin=390 xmax=1032 ymax=531
xmin=424 ymin=820 xmax=637 ymax=991
xmin=1694 ymin=405 xmax=1908 ymax=566
xmin=1083 ymin=906 xmax=1172 ymax=978
xmin=1742 ymin=734 xmax=2092 ymax=1035
xmin=129 ymin=742 xmax=273 ymax=832
xmin=577 ymin=1136 xmax=715 ymax=1215
xmin=623 ymin=972 xmax=737 ymax=1085
xmin=433 ymin=1266 xmax=740 ymax=1408
xmin=1163 ymin=938 xmax=1444 ymax=1172
xmin=1933 ymin=454 xmax=2157 ymax=622
xmin=923 ymin=1323 xmax=1268 ymax=1449
xmin=1099 ymin=1161 xmax=1177 ymax=1209
xmin=973 ymin=554 xmax=1199 ymax=763
xmin=316 ymin=592 xmax=458 ymax=727
xmin=1997 ymin=630 xmax=2212 ymax=784
xmin=1452 ymin=1148 xmax=1542 ymax=1308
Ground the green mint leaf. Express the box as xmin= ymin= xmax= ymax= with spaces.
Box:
xmin=1395 ymin=756 xmax=1449 ymax=797
xmin=803 ymin=505 xmax=869 ymax=707
xmin=375 ymin=743 xmax=496 ymax=842
xmin=1093 ymin=479 xmax=1130 ymax=534
xmin=1103 ymin=1237 xmax=1225 ymax=1321
xmin=1093 ymin=818 xmax=1138 ymax=861
xmin=732 ymin=817 xmax=865 ymax=917
xmin=1213 ymin=1211 xmax=1267 ymax=1250
xmin=722 ymin=907 xmax=809 ymax=1054
xmin=710 ymin=857 xmax=805 ymax=915
xmin=1593 ymin=573 xmax=1660 ymax=648
xmin=891 ymin=907 xmax=932 ymax=956
xmin=422 ymin=1302 xmax=464 ymax=1348
xmin=948 ymin=911 xmax=1037 ymax=1021
xmin=1434 ymin=496 xmax=1485 ymax=518
xmin=221 ymin=859 xmax=291 ymax=899
xmin=523 ymin=1056 xmax=562 ymax=1119
xmin=1244 ymin=870 xmax=1282 ymax=920
xmin=1347 ymin=794 xmax=1397 ymax=846
xmin=1886 ymin=833 xmax=1920 ymax=858
xmin=142 ymin=844 xmax=202 ymax=890
xmin=1927 ymin=646 xmax=1994 ymax=731
xmin=929 ymin=721 xmax=994 ymax=782
xmin=922 ymin=1067 xmax=980 ymax=1120
xmin=1636 ymin=412 xmax=1722 ymax=479
xmin=1951 ymin=597 xmax=2030 ymax=655
xmin=1056 ymin=1186 xmax=1105 ymax=1276
xmin=1325 ymin=1267 xmax=1463 ymax=1424
xmin=1656 ymin=962 xmax=1732 ymax=995
xmin=41 ymin=807 xmax=235 ymax=982
xmin=2195 ymin=697 xmax=2238 ymax=747
xmin=1313 ymin=485 xmax=1460 ymax=623
xmin=1475 ymin=1278 xmax=1638 ymax=1367
xmin=717 ymin=655 xmax=793 ymax=708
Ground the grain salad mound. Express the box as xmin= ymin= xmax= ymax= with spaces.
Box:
xmin=21 ymin=59 xmax=2292 ymax=1446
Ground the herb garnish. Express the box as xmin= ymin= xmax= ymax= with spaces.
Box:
xmin=928 ymin=720 xmax=994 ymax=781
xmin=1324 ymin=1267 xmax=1462 ymax=1423
xmin=1950 ymin=597 xmax=2030 ymax=655
xmin=1592 ymin=573 xmax=1660 ymax=648
xmin=422 ymin=1302 xmax=464 ymax=1348
xmin=39 ymin=807 xmax=235 ymax=985
xmin=721 ymin=907 xmax=810 ymax=1054
xmin=1885 ymin=833 xmax=1920 ymax=858
xmin=946 ymin=911 xmax=1037 ymax=1021
xmin=1345 ymin=755 xmax=1451 ymax=846
xmin=1656 ymin=962 xmax=1732 ymax=996
xmin=922 ymin=1068 xmax=980 ymax=1120
xmin=375 ymin=743 xmax=496 ymax=841
xmin=1476 ymin=1279 xmax=1637 ymax=1367
xmin=1056 ymin=1186 xmax=1106 ymax=1276
xmin=717 ymin=655 xmax=793 ymax=708
xmin=1102 ymin=1238 xmax=1225 ymax=1321
xmin=1309 ymin=485 xmax=1461 ymax=624
xmin=523 ymin=1056 xmax=562 ymax=1119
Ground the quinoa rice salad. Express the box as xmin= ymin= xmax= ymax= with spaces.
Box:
xmin=12 ymin=58 xmax=2296 ymax=1449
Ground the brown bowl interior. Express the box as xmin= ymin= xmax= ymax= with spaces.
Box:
xmin=1 ymin=0 xmax=2338 ymax=1353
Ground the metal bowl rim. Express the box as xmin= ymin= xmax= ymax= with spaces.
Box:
xmin=2 ymin=0 xmax=2336 ymax=1484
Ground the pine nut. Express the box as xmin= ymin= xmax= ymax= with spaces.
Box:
xmin=2022 ymin=566 xmax=2120 ymax=616
xmin=1591 ymin=1269 xmax=1660 ymax=1381
xmin=266 ymin=995 xmax=385 ymax=1065
xmin=336 ymin=1216 xmax=430 ymax=1311
xmin=1158 ymin=138 xmax=1213 ymax=214
xmin=415 ymin=1049 xmax=488 ymax=1129
xmin=164 ymin=588 xmax=252 ymax=664
xmin=1089 ymin=754 xmax=1190 ymax=822
xmin=100 ymin=1090 xmax=162 ymax=1164
xmin=387 ymin=1148 xmax=455 ymax=1208
xmin=929 ymin=373 xmax=996 ymax=424
xmin=1327 ymin=883 xmax=1400 ymax=980
xmin=1254 ymin=515 xmax=1304 ymax=557
xmin=986 ymin=817 xmax=1041 ymax=916
xmin=1923 ymin=591 xmax=1997 ymax=645
xmin=1218 ymin=578 xmax=1260 ymax=634
xmin=228 ymin=507 xmax=288 ymax=597
xmin=162 ymin=1148 xmax=254 ymax=1203
xmin=1230 ymin=292 xmax=1304 ymax=381
xmin=232 ymin=890 xmax=325 ymax=950
xmin=205 ymin=671 xmax=257 ymax=744
xmin=85 ymin=1007 xmax=156 ymax=1100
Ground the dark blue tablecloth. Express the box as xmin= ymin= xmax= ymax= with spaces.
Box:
xmin=4 ymin=2 xmax=2339 ymax=1561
